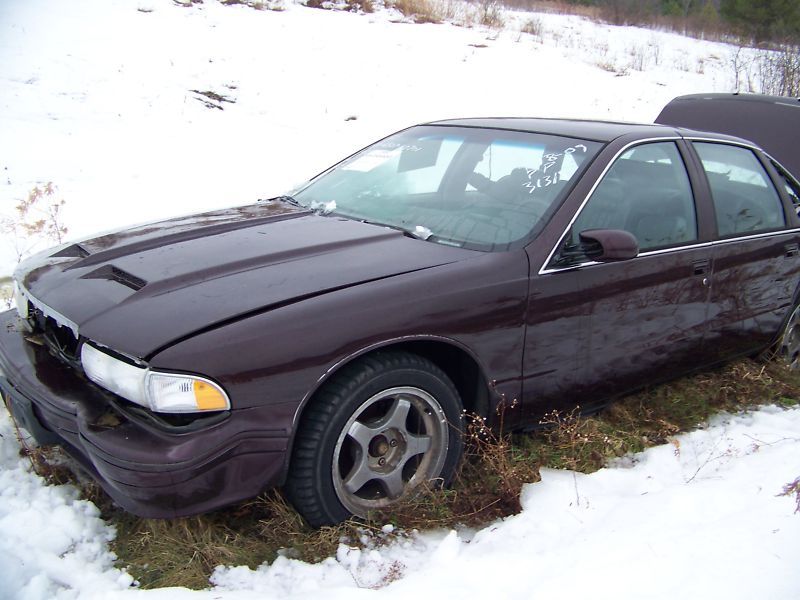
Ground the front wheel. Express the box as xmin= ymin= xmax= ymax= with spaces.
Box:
xmin=285 ymin=351 xmax=464 ymax=527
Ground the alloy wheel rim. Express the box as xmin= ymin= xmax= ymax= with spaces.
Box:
xmin=332 ymin=386 xmax=449 ymax=517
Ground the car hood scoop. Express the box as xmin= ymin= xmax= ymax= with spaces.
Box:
xmin=16 ymin=202 xmax=471 ymax=359
xmin=80 ymin=265 xmax=147 ymax=291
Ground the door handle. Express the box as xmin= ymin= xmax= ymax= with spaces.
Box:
xmin=786 ymin=243 xmax=799 ymax=258
xmin=693 ymin=260 xmax=710 ymax=276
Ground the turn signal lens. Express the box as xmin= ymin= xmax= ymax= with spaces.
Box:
xmin=193 ymin=380 xmax=228 ymax=410
xmin=146 ymin=373 xmax=230 ymax=413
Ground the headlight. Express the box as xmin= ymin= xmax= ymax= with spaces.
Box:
xmin=81 ymin=343 xmax=230 ymax=413
xmin=81 ymin=343 xmax=147 ymax=405
xmin=13 ymin=280 xmax=29 ymax=319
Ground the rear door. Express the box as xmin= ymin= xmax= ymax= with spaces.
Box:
xmin=688 ymin=140 xmax=800 ymax=359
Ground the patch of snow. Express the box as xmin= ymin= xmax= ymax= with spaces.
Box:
xmin=0 ymin=410 xmax=133 ymax=600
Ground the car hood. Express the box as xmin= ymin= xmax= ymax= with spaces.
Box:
xmin=16 ymin=202 xmax=472 ymax=359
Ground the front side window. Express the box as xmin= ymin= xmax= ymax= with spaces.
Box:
xmin=553 ymin=141 xmax=697 ymax=265
xmin=694 ymin=142 xmax=786 ymax=236
xmin=293 ymin=126 xmax=602 ymax=251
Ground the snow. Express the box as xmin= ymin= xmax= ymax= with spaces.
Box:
xmin=1 ymin=401 xmax=798 ymax=599
xmin=207 ymin=407 xmax=800 ymax=600
xmin=0 ymin=418 xmax=133 ymax=600
xmin=1 ymin=0 xmax=798 ymax=598
xmin=0 ymin=0 xmax=740 ymax=275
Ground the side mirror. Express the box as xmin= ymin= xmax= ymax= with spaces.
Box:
xmin=579 ymin=229 xmax=639 ymax=262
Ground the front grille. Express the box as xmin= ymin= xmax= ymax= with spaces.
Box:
xmin=28 ymin=306 xmax=82 ymax=367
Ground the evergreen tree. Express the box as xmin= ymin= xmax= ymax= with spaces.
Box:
xmin=720 ymin=0 xmax=800 ymax=42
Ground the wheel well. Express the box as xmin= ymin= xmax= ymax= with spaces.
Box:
xmin=281 ymin=340 xmax=491 ymax=485
xmin=376 ymin=340 xmax=491 ymax=419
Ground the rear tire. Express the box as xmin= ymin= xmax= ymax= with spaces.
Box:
xmin=285 ymin=350 xmax=463 ymax=527
xmin=778 ymin=304 xmax=800 ymax=370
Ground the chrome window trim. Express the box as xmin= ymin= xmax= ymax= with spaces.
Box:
xmin=686 ymin=136 xmax=800 ymax=194
xmin=682 ymin=136 xmax=761 ymax=151
xmin=684 ymin=137 xmax=799 ymax=188
xmin=539 ymin=227 xmax=800 ymax=275
xmin=538 ymin=135 xmax=800 ymax=276
xmin=537 ymin=136 xmax=682 ymax=275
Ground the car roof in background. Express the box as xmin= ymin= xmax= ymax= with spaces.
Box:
xmin=656 ymin=93 xmax=800 ymax=178
xmin=425 ymin=116 xmax=739 ymax=145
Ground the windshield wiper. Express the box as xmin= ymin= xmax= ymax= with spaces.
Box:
xmin=259 ymin=195 xmax=306 ymax=208
xmin=360 ymin=219 xmax=433 ymax=241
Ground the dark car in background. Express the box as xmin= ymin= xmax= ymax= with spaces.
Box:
xmin=2 ymin=95 xmax=800 ymax=526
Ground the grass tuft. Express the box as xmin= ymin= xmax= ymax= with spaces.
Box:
xmin=389 ymin=0 xmax=442 ymax=23
xmin=780 ymin=476 xmax=800 ymax=513
xmin=526 ymin=358 xmax=800 ymax=473
xmin=14 ymin=357 xmax=800 ymax=589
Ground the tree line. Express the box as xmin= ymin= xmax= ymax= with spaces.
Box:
xmin=501 ymin=0 xmax=800 ymax=44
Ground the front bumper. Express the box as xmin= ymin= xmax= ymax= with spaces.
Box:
xmin=0 ymin=309 xmax=289 ymax=518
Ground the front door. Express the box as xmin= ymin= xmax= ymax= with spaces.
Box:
xmin=524 ymin=140 xmax=712 ymax=413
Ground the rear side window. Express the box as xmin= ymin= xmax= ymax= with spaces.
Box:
xmin=771 ymin=159 xmax=800 ymax=216
xmin=569 ymin=141 xmax=697 ymax=252
xmin=694 ymin=143 xmax=785 ymax=236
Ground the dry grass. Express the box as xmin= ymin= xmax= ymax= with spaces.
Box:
xmin=368 ymin=412 xmax=540 ymax=529
xmin=528 ymin=358 xmax=800 ymax=473
xmin=389 ymin=0 xmax=443 ymax=23
xmin=502 ymin=0 xmax=601 ymax=20
xmin=14 ymin=357 xmax=800 ymax=589
xmin=1 ymin=182 xmax=68 ymax=263
xmin=107 ymin=493 xmax=370 ymax=589
xmin=521 ymin=16 xmax=542 ymax=36
xmin=0 ymin=278 xmax=12 ymax=311
xmin=781 ymin=477 xmax=800 ymax=513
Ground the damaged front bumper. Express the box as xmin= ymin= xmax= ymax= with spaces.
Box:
xmin=0 ymin=310 xmax=288 ymax=518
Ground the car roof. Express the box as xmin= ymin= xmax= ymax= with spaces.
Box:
xmin=424 ymin=117 xmax=732 ymax=144
xmin=656 ymin=93 xmax=800 ymax=177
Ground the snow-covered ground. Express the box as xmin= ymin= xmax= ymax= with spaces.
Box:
xmin=2 ymin=1 xmax=798 ymax=598
xmin=2 ymin=400 xmax=799 ymax=599
xmin=0 ymin=0 xmax=741 ymax=275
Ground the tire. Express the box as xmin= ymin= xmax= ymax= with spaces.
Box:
xmin=778 ymin=303 xmax=800 ymax=370
xmin=285 ymin=350 xmax=464 ymax=527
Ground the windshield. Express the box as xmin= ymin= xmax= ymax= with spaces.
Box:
xmin=292 ymin=125 xmax=602 ymax=251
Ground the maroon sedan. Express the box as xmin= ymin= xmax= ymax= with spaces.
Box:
xmin=2 ymin=96 xmax=800 ymax=526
